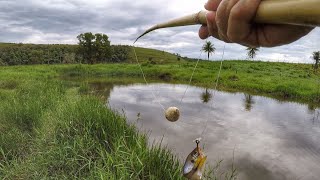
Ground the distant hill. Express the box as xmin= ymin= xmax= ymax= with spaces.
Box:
xmin=127 ymin=46 xmax=187 ymax=64
xmin=0 ymin=43 xmax=189 ymax=65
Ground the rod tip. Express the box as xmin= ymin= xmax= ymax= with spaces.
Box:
xmin=134 ymin=25 xmax=158 ymax=44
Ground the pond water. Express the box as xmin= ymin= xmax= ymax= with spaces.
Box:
xmin=97 ymin=82 xmax=320 ymax=180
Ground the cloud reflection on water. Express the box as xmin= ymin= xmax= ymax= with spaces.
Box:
xmin=108 ymin=83 xmax=320 ymax=180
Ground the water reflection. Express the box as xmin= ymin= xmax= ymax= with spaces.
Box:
xmin=90 ymin=81 xmax=114 ymax=100
xmin=310 ymin=110 xmax=320 ymax=125
xmin=200 ymin=88 xmax=212 ymax=104
xmin=308 ymin=103 xmax=317 ymax=114
xmin=105 ymin=83 xmax=320 ymax=180
xmin=243 ymin=94 xmax=254 ymax=111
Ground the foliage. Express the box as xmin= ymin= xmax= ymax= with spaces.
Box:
xmin=0 ymin=42 xmax=132 ymax=65
xmin=202 ymin=41 xmax=215 ymax=60
xmin=94 ymin=33 xmax=112 ymax=62
xmin=111 ymin=45 xmax=130 ymax=62
xmin=1 ymin=59 xmax=320 ymax=178
xmin=0 ymin=72 xmax=183 ymax=179
xmin=0 ymin=41 xmax=189 ymax=66
xmin=0 ymin=43 xmax=80 ymax=65
xmin=312 ymin=51 xmax=320 ymax=70
xmin=58 ymin=61 xmax=320 ymax=105
xmin=77 ymin=32 xmax=112 ymax=64
xmin=0 ymin=58 xmax=6 ymax=66
xmin=77 ymin=32 xmax=95 ymax=63
xmin=246 ymin=47 xmax=259 ymax=59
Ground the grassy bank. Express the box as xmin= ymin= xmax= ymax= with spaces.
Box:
xmin=0 ymin=71 xmax=183 ymax=179
xmin=59 ymin=61 xmax=320 ymax=106
xmin=0 ymin=65 xmax=237 ymax=179
xmin=1 ymin=59 xmax=318 ymax=179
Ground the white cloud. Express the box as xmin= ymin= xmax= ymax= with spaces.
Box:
xmin=0 ymin=0 xmax=319 ymax=63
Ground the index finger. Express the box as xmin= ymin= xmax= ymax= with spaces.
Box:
xmin=205 ymin=0 xmax=222 ymax=11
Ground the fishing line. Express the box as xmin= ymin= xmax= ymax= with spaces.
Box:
xmin=179 ymin=52 xmax=202 ymax=105
xmin=133 ymin=39 xmax=226 ymax=152
xmin=132 ymin=42 xmax=207 ymax=140
xmin=161 ymin=51 xmax=205 ymax=137
xmin=132 ymin=43 xmax=203 ymax=113
xmin=133 ymin=39 xmax=227 ymax=180
xmin=108 ymin=26 xmax=167 ymax=111
xmin=132 ymin=46 xmax=166 ymax=112
xmin=200 ymin=44 xmax=225 ymax=148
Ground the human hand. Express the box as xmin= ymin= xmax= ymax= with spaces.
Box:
xmin=198 ymin=0 xmax=314 ymax=47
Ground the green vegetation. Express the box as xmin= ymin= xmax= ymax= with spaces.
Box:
xmin=77 ymin=32 xmax=112 ymax=64
xmin=0 ymin=43 xmax=319 ymax=105
xmin=0 ymin=42 xmax=181 ymax=65
xmin=0 ymin=68 xmax=183 ymax=179
xmin=313 ymin=51 xmax=320 ymax=70
xmin=202 ymin=41 xmax=215 ymax=60
xmin=0 ymin=33 xmax=184 ymax=66
xmin=246 ymin=47 xmax=259 ymax=60
xmin=129 ymin=46 xmax=185 ymax=64
xmin=0 ymin=43 xmax=319 ymax=179
xmin=0 ymin=64 xmax=237 ymax=179
xmin=59 ymin=60 xmax=320 ymax=106
xmin=0 ymin=43 xmax=80 ymax=65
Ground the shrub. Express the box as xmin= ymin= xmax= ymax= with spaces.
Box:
xmin=111 ymin=45 xmax=130 ymax=62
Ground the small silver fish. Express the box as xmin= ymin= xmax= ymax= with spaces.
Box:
xmin=183 ymin=139 xmax=207 ymax=180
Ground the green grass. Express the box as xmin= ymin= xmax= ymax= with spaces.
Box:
xmin=0 ymin=65 xmax=236 ymax=179
xmin=58 ymin=60 xmax=320 ymax=106
xmin=127 ymin=46 xmax=186 ymax=64
xmin=1 ymin=57 xmax=318 ymax=179
xmin=0 ymin=82 xmax=183 ymax=179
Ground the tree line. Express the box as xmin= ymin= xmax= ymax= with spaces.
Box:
xmin=201 ymin=41 xmax=320 ymax=70
xmin=1 ymin=34 xmax=319 ymax=67
xmin=0 ymin=33 xmax=130 ymax=66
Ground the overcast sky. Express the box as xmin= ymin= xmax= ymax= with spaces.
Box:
xmin=0 ymin=0 xmax=319 ymax=63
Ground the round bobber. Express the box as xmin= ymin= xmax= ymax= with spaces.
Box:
xmin=165 ymin=107 xmax=180 ymax=122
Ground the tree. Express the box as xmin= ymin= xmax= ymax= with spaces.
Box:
xmin=111 ymin=45 xmax=130 ymax=62
xmin=63 ymin=53 xmax=76 ymax=64
xmin=246 ymin=47 xmax=259 ymax=60
xmin=202 ymin=41 xmax=215 ymax=60
xmin=29 ymin=50 xmax=44 ymax=64
xmin=77 ymin=32 xmax=112 ymax=64
xmin=0 ymin=43 xmax=80 ymax=65
xmin=94 ymin=33 xmax=112 ymax=62
xmin=0 ymin=57 xmax=6 ymax=66
xmin=77 ymin=32 xmax=96 ymax=64
xmin=312 ymin=51 xmax=320 ymax=70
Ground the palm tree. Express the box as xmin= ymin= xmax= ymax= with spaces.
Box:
xmin=200 ymin=88 xmax=212 ymax=104
xmin=202 ymin=41 xmax=215 ymax=60
xmin=246 ymin=47 xmax=259 ymax=60
xmin=312 ymin=51 xmax=320 ymax=70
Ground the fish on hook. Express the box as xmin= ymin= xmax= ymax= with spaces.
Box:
xmin=183 ymin=138 xmax=207 ymax=180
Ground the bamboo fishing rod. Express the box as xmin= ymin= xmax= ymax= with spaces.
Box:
xmin=135 ymin=0 xmax=320 ymax=42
